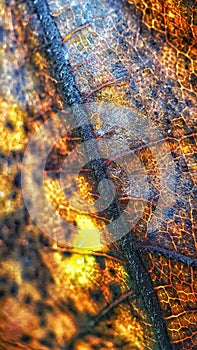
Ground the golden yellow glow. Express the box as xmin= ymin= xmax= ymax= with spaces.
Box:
xmin=77 ymin=175 xmax=94 ymax=203
xmin=168 ymin=11 xmax=175 ymax=18
xmin=180 ymin=139 xmax=193 ymax=155
xmin=32 ymin=51 xmax=47 ymax=70
xmin=75 ymin=341 xmax=92 ymax=350
xmin=0 ymin=98 xmax=27 ymax=154
xmin=96 ymin=82 xmax=130 ymax=106
xmin=0 ymin=165 xmax=22 ymax=217
xmin=65 ymin=254 xmax=96 ymax=286
xmin=114 ymin=305 xmax=146 ymax=349
xmin=74 ymin=214 xmax=102 ymax=248
xmin=44 ymin=178 xmax=103 ymax=248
